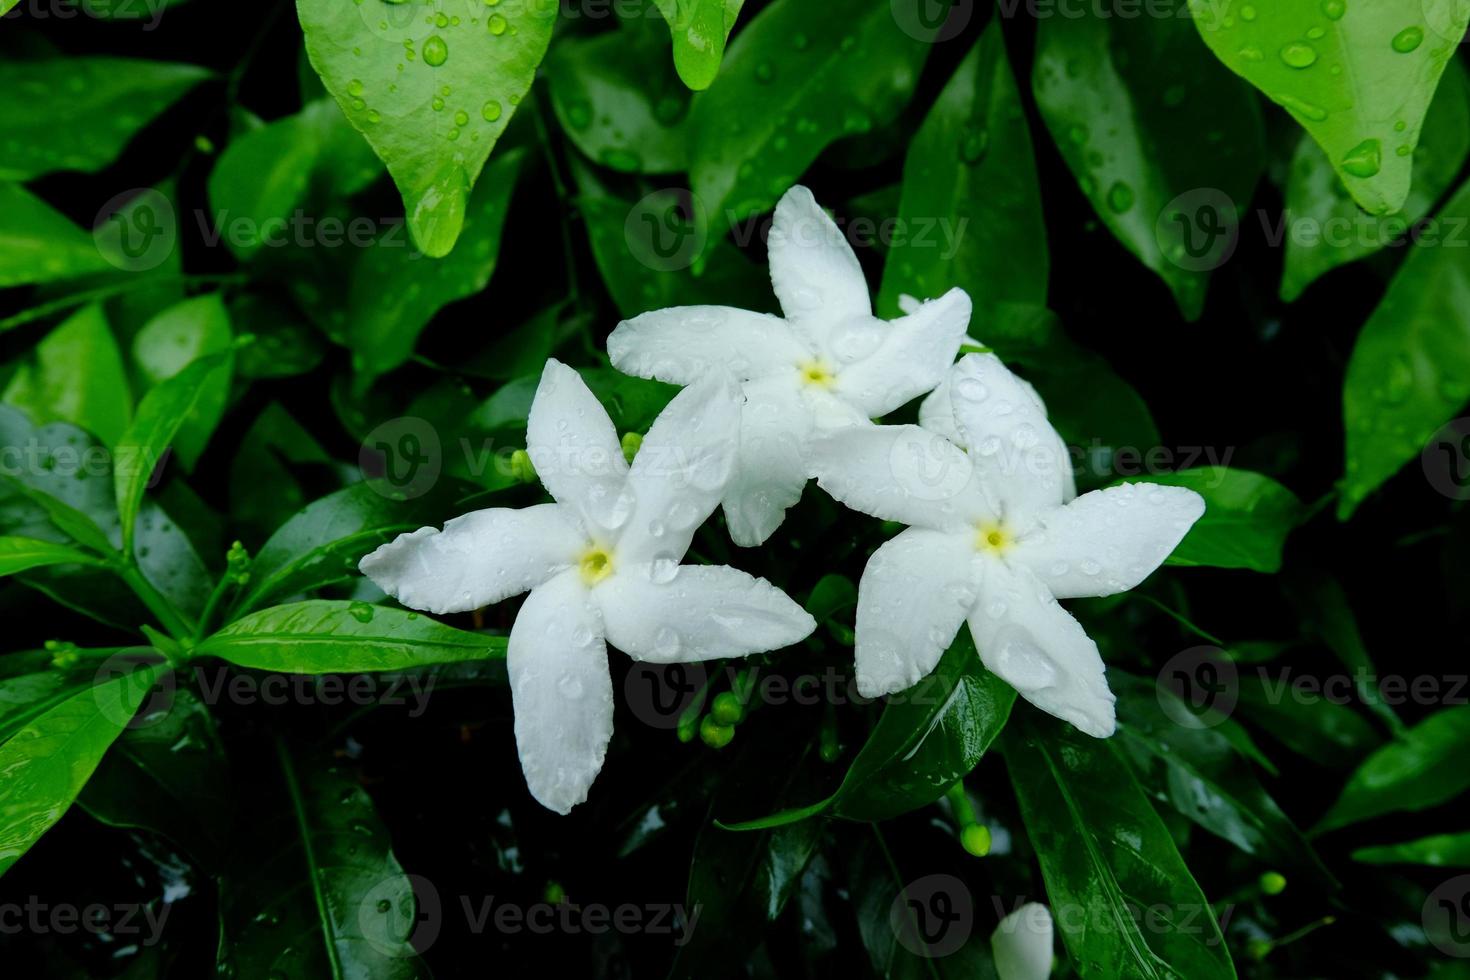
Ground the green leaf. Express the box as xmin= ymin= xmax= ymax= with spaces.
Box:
xmin=876 ymin=22 xmax=1048 ymax=318
xmin=687 ymin=0 xmax=931 ymax=228
xmin=0 ymin=536 xmax=105 ymax=577
xmin=1281 ymin=59 xmax=1470 ymax=301
xmin=296 ymin=0 xmax=554 ymax=256
xmin=1033 ymin=0 xmax=1265 ymax=319
xmin=233 ymin=480 xmax=470 ymax=617
xmin=0 ymin=663 xmax=163 ymax=878
xmin=114 ymin=349 xmax=233 ymax=555
xmin=1188 ymin=0 xmax=1470 ymax=216
xmin=2 ymin=304 xmax=132 ymax=446
xmin=1317 ymin=706 xmax=1470 ymax=833
xmin=78 ymin=687 xmax=231 ymax=864
xmin=1006 ymin=714 xmax=1236 ymax=980
xmin=0 ymin=57 xmax=210 ymax=182
xmin=1235 ymin=674 xmax=1381 ymax=768
xmin=337 ymin=147 xmax=523 ymax=384
xmin=229 ymin=402 xmax=332 ymax=542
xmin=132 ymin=293 xmax=234 ymax=471
xmin=1339 ymin=175 xmax=1470 ymax=518
xmin=1354 ymin=832 xmax=1470 ymax=867
xmin=653 ymin=0 xmax=744 ymax=91
xmin=194 ymin=600 xmax=505 ymax=674
xmin=216 ymin=742 xmax=429 ymax=977
xmin=547 ymin=16 xmax=690 ymax=173
xmin=1124 ymin=467 xmax=1304 ymax=573
xmin=0 ymin=183 xmax=113 ymax=290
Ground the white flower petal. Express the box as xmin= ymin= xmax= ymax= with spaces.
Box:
xmin=607 ymin=307 xmax=809 ymax=384
xmin=919 ymin=350 xmax=1045 ymax=445
xmin=991 ymin=903 xmax=1054 ymax=980
xmin=968 ymin=560 xmax=1115 ymax=738
xmin=809 ymin=424 xmax=990 ymax=532
xmin=358 ymin=503 xmax=584 ymax=614
xmin=1012 ymin=483 xmax=1206 ymax=599
xmin=508 ymin=570 xmax=614 ymax=814
xmin=595 ymin=564 xmax=815 ymax=663
xmin=527 ymin=359 xmax=630 ymax=535
xmin=619 ymin=372 xmax=743 ymax=564
xmin=834 ymin=288 xmax=971 ymax=418
xmin=854 ymin=527 xmax=978 ymax=697
xmin=946 ymin=354 xmax=1074 ymax=527
xmin=723 ymin=375 xmax=813 ymax=547
xmin=767 ymin=186 xmax=870 ymax=336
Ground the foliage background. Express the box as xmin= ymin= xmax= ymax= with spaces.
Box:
xmin=1 ymin=0 xmax=1469 ymax=977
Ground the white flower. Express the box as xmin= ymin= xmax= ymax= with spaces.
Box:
xmin=809 ymin=353 xmax=1205 ymax=737
xmin=607 ymin=185 xmax=972 ymax=547
xmin=359 ymin=359 xmax=816 ymax=813
xmin=991 ymin=903 xmax=1054 ymax=980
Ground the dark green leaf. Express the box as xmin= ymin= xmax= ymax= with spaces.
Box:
xmin=3 ymin=304 xmax=132 ymax=446
xmin=1354 ymin=832 xmax=1470 ymax=867
xmin=0 ymin=183 xmax=113 ymax=290
xmin=130 ymin=294 xmax=234 ymax=470
xmin=0 ymin=536 xmax=105 ymax=577
xmin=1317 ymin=706 xmax=1470 ymax=832
xmin=1124 ymin=468 xmax=1304 ymax=573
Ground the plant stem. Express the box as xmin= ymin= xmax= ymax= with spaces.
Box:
xmin=117 ymin=562 xmax=195 ymax=643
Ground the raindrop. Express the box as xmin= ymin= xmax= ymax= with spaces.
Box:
xmin=1341 ymin=138 xmax=1382 ymax=178
xmin=423 ymin=35 xmax=448 ymax=67
xmin=1279 ymin=42 xmax=1318 ymax=69
xmin=1391 ymin=26 xmax=1424 ymax=53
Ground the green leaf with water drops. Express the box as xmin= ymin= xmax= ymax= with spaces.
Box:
xmin=0 ymin=183 xmax=114 ymax=291
xmin=877 ymin=22 xmax=1047 ymax=319
xmin=195 ymin=599 xmax=505 ymax=674
xmin=1119 ymin=467 xmax=1305 ymax=573
xmin=1005 ymin=713 xmax=1237 ymax=980
xmin=1033 ymin=0 xmax=1266 ymax=321
xmin=114 ymin=349 xmax=233 ymax=557
xmin=1281 ymin=59 xmax=1470 ymax=301
xmin=0 ymin=57 xmax=210 ymax=182
xmin=296 ymin=0 xmax=554 ymax=257
xmin=651 ymin=0 xmax=744 ymax=91
xmin=0 ymin=537 xmax=106 ymax=578
xmin=2 ymin=304 xmax=132 ymax=447
xmin=1317 ymin=705 xmax=1470 ymax=833
xmin=687 ymin=0 xmax=932 ymax=231
xmin=131 ymin=294 xmax=234 ymax=472
xmin=546 ymin=14 xmax=691 ymax=174
xmin=1188 ymin=0 xmax=1470 ymax=217
xmin=0 ymin=662 xmax=164 ymax=878
xmin=1339 ymin=175 xmax=1470 ymax=518
xmin=216 ymin=741 xmax=430 ymax=978
xmin=1354 ymin=832 xmax=1470 ymax=867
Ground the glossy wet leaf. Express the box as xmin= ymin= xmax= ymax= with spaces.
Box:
xmin=1006 ymin=714 xmax=1236 ymax=980
xmin=0 ymin=56 xmax=210 ymax=182
xmin=0 ymin=183 xmax=114 ymax=290
xmin=688 ymin=0 xmax=932 ymax=228
xmin=1355 ymin=832 xmax=1470 ymax=867
xmin=1123 ymin=467 xmax=1304 ymax=573
xmin=877 ymin=23 xmax=1048 ymax=317
xmin=1339 ymin=176 xmax=1470 ymax=518
xmin=229 ymin=291 xmax=328 ymax=380
xmin=1033 ymin=0 xmax=1265 ymax=320
xmin=194 ymin=599 xmax=505 ymax=673
xmin=114 ymin=349 xmax=233 ymax=555
xmin=1317 ymin=705 xmax=1470 ymax=832
xmin=131 ymin=294 xmax=233 ymax=470
xmin=0 ymin=537 xmax=105 ymax=577
xmin=652 ymin=0 xmax=744 ymax=91
xmin=1281 ymin=60 xmax=1470 ymax=301
xmin=0 ymin=663 xmax=163 ymax=878
xmin=296 ymin=0 xmax=554 ymax=256
xmin=216 ymin=743 xmax=429 ymax=978
xmin=1188 ymin=0 xmax=1470 ymax=216
xmin=547 ymin=16 xmax=690 ymax=174
xmin=1236 ymin=674 xmax=1380 ymax=767
xmin=229 ymin=403 xmax=332 ymax=543
xmin=2 ymin=303 xmax=132 ymax=446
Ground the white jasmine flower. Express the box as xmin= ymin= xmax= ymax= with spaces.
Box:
xmin=607 ymin=185 xmax=972 ymax=547
xmin=359 ymin=359 xmax=816 ymax=813
xmin=991 ymin=903 xmax=1054 ymax=980
xmin=809 ymin=353 xmax=1205 ymax=737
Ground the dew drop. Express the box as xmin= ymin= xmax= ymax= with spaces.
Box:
xmin=488 ymin=13 xmax=508 ymax=34
xmin=1279 ymin=42 xmax=1319 ymax=69
xmin=423 ymin=34 xmax=448 ymax=66
xmin=482 ymin=99 xmax=503 ymax=122
xmin=1341 ymin=138 xmax=1382 ymax=178
xmin=1392 ymin=26 xmax=1424 ymax=53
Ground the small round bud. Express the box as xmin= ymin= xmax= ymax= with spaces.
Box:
xmin=1258 ymin=871 xmax=1287 ymax=896
xmin=510 ymin=449 xmax=537 ymax=484
xmin=543 ymin=881 xmax=566 ymax=905
xmin=819 ymin=739 xmax=841 ymax=763
xmin=710 ymin=691 xmax=744 ymax=726
xmin=621 ymin=431 xmax=643 ymax=465
xmin=699 ymin=715 xmax=735 ymax=749
xmin=1247 ymin=939 xmax=1272 ymax=962
xmin=960 ymin=824 xmax=991 ymax=857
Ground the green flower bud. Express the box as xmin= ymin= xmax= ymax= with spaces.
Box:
xmin=621 ymin=431 xmax=643 ymax=465
xmin=699 ymin=714 xmax=735 ymax=749
xmin=543 ymin=880 xmax=566 ymax=905
xmin=960 ymin=824 xmax=991 ymax=857
xmin=510 ymin=449 xmax=537 ymax=484
xmin=1259 ymin=871 xmax=1287 ymax=896
xmin=711 ymin=691 xmax=745 ymax=726
xmin=1247 ymin=939 xmax=1272 ymax=962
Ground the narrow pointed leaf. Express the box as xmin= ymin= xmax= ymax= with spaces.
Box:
xmin=652 ymin=0 xmax=744 ymax=91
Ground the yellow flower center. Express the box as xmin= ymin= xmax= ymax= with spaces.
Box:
xmin=798 ymin=359 xmax=836 ymax=388
xmin=975 ymin=522 xmax=1011 ymax=555
xmin=578 ymin=546 xmax=614 ymax=585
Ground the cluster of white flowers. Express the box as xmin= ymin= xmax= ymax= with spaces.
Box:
xmin=361 ymin=186 xmax=1204 ymax=816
